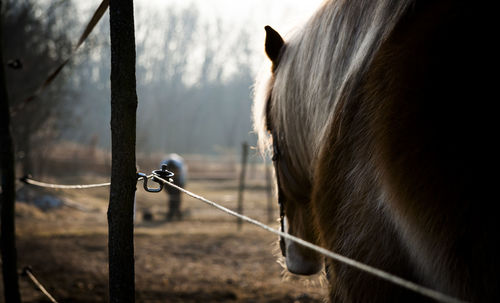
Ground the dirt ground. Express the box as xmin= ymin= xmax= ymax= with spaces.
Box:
xmin=3 ymin=174 xmax=328 ymax=303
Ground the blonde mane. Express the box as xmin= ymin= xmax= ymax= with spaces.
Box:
xmin=253 ymin=0 xmax=414 ymax=179
xmin=253 ymin=1 xmax=499 ymax=301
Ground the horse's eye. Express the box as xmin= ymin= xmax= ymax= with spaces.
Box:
xmin=272 ymin=149 xmax=279 ymax=161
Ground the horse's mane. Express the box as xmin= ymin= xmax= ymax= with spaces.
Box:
xmin=253 ymin=0 xmax=414 ymax=177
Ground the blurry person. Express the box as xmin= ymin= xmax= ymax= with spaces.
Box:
xmin=161 ymin=153 xmax=187 ymax=221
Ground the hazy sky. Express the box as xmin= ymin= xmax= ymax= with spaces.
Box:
xmin=75 ymin=0 xmax=325 ymax=83
xmin=76 ymin=0 xmax=324 ymax=34
xmin=32 ymin=0 xmax=326 ymax=150
xmin=140 ymin=0 xmax=324 ymax=31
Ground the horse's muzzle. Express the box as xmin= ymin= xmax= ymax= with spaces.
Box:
xmin=284 ymin=239 xmax=323 ymax=275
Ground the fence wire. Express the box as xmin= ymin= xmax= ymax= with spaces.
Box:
xmin=153 ymin=175 xmax=467 ymax=303
xmin=21 ymin=175 xmax=467 ymax=303
xmin=23 ymin=267 xmax=59 ymax=303
xmin=11 ymin=0 xmax=109 ymax=115
xmin=22 ymin=177 xmax=111 ymax=189
xmin=20 ymin=175 xmax=153 ymax=189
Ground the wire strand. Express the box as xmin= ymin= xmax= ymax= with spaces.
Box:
xmin=10 ymin=0 xmax=109 ymax=115
xmin=22 ymin=178 xmax=111 ymax=189
xmin=23 ymin=267 xmax=59 ymax=303
xmin=153 ymin=175 xmax=467 ymax=303
xmin=22 ymin=174 xmax=467 ymax=303
xmin=21 ymin=175 xmax=151 ymax=189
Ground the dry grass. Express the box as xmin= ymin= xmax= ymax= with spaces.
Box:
xmin=5 ymin=158 xmax=327 ymax=303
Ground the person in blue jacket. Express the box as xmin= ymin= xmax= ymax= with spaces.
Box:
xmin=161 ymin=154 xmax=186 ymax=221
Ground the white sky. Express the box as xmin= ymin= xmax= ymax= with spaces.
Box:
xmin=134 ymin=0 xmax=325 ymax=53
xmin=76 ymin=0 xmax=324 ymax=33
xmin=75 ymin=0 xmax=325 ymax=83
xmin=142 ymin=0 xmax=324 ymax=31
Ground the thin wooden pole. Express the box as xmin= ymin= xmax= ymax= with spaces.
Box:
xmin=0 ymin=0 xmax=22 ymax=301
xmin=107 ymin=0 xmax=137 ymax=302
xmin=237 ymin=142 xmax=248 ymax=231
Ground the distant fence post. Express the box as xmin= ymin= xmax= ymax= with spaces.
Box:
xmin=0 ymin=1 xmax=22 ymax=301
xmin=107 ymin=0 xmax=137 ymax=302
xmin=265 ymin=160 xmax=274 ymax=223
xmin=237 ymin=142 xmax=249 ymax=230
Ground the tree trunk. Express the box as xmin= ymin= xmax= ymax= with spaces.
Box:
xmin=107 ymin=0 xmax=138 ymax=302
xmin=0 ymin=0 xmax=22 ymax=301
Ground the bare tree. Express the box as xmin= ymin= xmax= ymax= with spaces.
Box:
xmin=0 ymin=0 xmax=21 ymax=301
xmin=107 ymin=0 xmax=138 ymax=302
xmin=3 ymin=0 xmax=78 ymax=176
xmin=54 ymin=3 xmax=258 ymax=156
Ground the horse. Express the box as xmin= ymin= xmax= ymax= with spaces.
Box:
xmin=161 ymin=153 xmax=187 ymax=221
xmin=253 ymin=0 xmax=499 ymax=302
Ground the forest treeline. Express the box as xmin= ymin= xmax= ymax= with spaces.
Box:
xmin=3 ymin=0 xmax=260 ymax=175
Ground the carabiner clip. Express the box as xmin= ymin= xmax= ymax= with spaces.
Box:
xmin=138 ymin=172 xmax=163 ymax=193
xmin=137 ymin=164 xmax=174 ymax=193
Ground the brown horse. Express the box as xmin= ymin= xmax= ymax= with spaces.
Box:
xmin=253 ymin=0 xmax=499 ymax=302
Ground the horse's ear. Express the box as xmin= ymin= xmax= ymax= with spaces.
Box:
xmin=265 ymin=26 xmax=284 ymax=66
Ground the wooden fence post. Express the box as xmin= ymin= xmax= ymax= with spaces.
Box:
xmin=237 ymin=142 xmax=248 ymax=230
xmin=108 ymin=0 xmax=138 ymax=302
xmin=0 ymin=1 xmax=22 ymax=301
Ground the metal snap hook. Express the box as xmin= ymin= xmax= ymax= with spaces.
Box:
xmin=137 ymin=172 xmax=163 ymax=192
xmin=137 ymin=164 xmax=174 ymax=193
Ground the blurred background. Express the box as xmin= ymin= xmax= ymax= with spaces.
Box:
xmin=4 ymin=0 xmax=322 ymax=177
xmin=2 ymin=1 xmax=328 ymax=302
